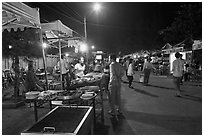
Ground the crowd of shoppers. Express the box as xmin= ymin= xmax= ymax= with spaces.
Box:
xmin=22 ymin=51 xmax=193 ymax=118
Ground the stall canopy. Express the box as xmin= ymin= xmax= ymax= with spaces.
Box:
xmin=161 ymin=43 xmax=172 ymax=50
xmin=41 ymin=20 xmax=81 ymax=89
xmin=2 ymin=2 xmax=41 ymax=31
xmin=192 ymin=40 xmax=202 ymax=50
xmin=41 ymin=20 xmax=82 ymax=54
xmin=41 ymin=20 xmax=73 ymax=39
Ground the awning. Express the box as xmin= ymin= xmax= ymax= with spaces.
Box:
xmin=161 ymin=43 xmax=172 ymax=50
xmin=192 ymin=40 xmax=202 ymax=50
xmin=41 ymin=20 xmax=73 ymax=38
xmin=2 ymin=2 xmax=41 ymax=31
xmin=41 ymin=20 xmax=83 ymax=53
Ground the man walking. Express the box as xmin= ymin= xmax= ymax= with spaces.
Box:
xmin=172 ymin=52 xmax=184 ymax=97
xmin=142 ymin=57 xmax=155 ymax=85
xmin=108 ymin=54 xmax=125 ymax=116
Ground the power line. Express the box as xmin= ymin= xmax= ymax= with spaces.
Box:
xmin=87 ymin=21 xmax=134 ymax=31
xmin=53 ymin=3 xmax=84 ymax=23
xmin=39 ymin=3 xmax=84 ymax=25
xmin=39 ymin=3 xmax=131 ymax=32
xmin=38 ymin=3 xmax=84 ymax=38
xmin=64 ymin=4 xmax=84 ymax=20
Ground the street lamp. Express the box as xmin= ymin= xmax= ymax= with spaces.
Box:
xmin=84 ymin=3 xmax=102 ymax=41
xmin=83 ymin=3 xmax=101 ymax=63
xmin=91 ymin=45 xmax=95 ymax=49
xmin=93 ymin=3 xmax=101 ymax=12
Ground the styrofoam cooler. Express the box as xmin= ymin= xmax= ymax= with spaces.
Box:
xmin=139 ymin=74 xmax=144 ymax=83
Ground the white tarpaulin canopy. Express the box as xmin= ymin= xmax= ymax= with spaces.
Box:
xmin=41 ymin=20 xmax=73 ymax=37
xmin=2 ymin=2 xmax=41 ymax=31
xmin=161 ymin=43 xmax=172 ymax=50
xmin=192 ymin=40 xmax=202 ymax=50
xmin=41 ymin=20 xmax=74 ymax=89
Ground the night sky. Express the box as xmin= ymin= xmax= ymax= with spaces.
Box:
xmin=25 ymin=2 xmax=185 ymax=54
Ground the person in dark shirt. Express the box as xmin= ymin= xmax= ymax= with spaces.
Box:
xmin=25 ymin=61 xmax=44 ymax=92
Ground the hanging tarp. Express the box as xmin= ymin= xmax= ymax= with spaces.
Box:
xmin=2 ymin=2 xmax=40 ymax=31
xmin=192 ymin=40 xmax=202 ymax=50
xmin=161 ymin=43 xmax=172 ymax=50
xmin=161 ymin=43 xmax=173 ymax=54
xmin=41 ymin=20 xmax=73 ymax=37
xmin=41 ymin=20 xmax=83 ymax=54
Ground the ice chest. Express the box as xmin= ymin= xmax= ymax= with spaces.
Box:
xmin=21 ymin=106 xmax=94 ymax=135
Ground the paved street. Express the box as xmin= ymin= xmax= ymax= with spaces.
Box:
xmin=102 ymin=71 xmax=202 ymax=135
xmin=2 ymin=71 xmax=202 ymax=135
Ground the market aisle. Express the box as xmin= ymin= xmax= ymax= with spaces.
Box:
xmin=102 ymin=71 xmax=202 ymax=135
xmin=2 ymin=71 xmax=202 ymax=135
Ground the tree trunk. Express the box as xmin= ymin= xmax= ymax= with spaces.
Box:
xmin=13 ymin=55 xmax=20 ymax=99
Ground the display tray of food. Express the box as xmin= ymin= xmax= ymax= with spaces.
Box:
xmin=57 ymin=90 xmax=82 ymax=100
xmin=80 ymin=93 xmax=97 ymax=100
xmin=26 ymin=90 xmax=65 ymax=100
xmin=25 ymin=91 xmax=41 ymax=99
xmin=79 ymin=86 xmax=100 ymax=92
xmin=21 ymin=106 xmax=94 ymax=135
xmin=70 ymin=79 xmax=101 ymax=90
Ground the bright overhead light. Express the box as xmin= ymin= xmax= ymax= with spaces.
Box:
xmin=8 ymin=45 xmax=12 ymax=49
xmin=93 ymin=3 xmax=101 ymax=12
xmin=65 ymin=53 xmax=69 ymax=57
xmin=80 ymin=43 xmax=88 ymax=52
xmin=91 ymin=45 xmax=95 ymax=49
xmin=42 ymin=43 xmax=47 ymax=48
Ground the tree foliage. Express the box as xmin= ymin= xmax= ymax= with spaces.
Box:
xmin=159 ymin=3 xmax=202 ymax=44
xmin=2 ymin=28 xmax=43 ymax=58
xmin=2 ymin=27 xmax=43 ymax=99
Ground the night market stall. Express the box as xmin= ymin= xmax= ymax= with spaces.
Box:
xmin=41 ymin=20 xmax=74 ymax=89
xmin=22 ymin=19 xmax=105 ymax=133
xmin=3 ymin=3 xmax=104 ymax=134
xmin=2 ymin=2 xmax=41 ymax=100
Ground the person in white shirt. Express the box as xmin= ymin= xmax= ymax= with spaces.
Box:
xmin=172 ymin=52 xmax=184 ymax=97
xmin=142 ymin=57 xmax=155 ymax=85
xmin=108 ymin=54 xmax=125 ymax=116
xmin=127 ymin=58 xmax=134 ymax=88
xmin=74 ymin=57 xmax=86 ymax=78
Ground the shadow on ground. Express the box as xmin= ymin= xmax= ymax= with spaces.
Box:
xmin=133 ymin=87 xmax=159 ymax=97
xmin=109 ymin=114 xmax=135 ymax=135
xmin=94 ymin=122 xmax=110 ymax=135
xmin=122 ymin=110 xmax=202 ymax=135
xmin=181 ymin=94 xmax=202 ymax=103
